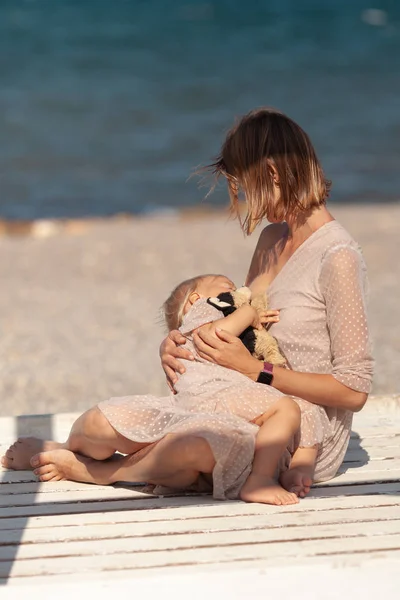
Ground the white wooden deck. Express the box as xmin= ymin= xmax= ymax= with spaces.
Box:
xmin=1 ymin=396 xmax=400 ymax=599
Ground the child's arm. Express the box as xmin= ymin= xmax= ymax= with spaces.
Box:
xmin=198 ymin=304 xmax=259 ymax=338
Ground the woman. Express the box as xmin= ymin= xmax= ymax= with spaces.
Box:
xmin=3 ymin=108 xmax=373 ymax=502
xmin=161 ymin=107 xmax=374 ymax=494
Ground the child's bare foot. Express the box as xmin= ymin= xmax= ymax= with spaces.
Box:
xmin=240 ymin=473 xmax=299 ymax=505
xmin=280 ymin=467 xmax=313 ymax=498
xmin=1 ymin=438 xmax=64 ymax=470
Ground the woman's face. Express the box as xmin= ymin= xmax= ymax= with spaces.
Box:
xmin=240 ymin=165 xmax=283 ymax=228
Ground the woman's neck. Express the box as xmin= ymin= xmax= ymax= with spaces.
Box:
xmin=285 ymin=205 xmax=334 ymax=246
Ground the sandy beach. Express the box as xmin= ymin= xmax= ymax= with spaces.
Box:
xmin=0 ymin=203 xmax=398 ymax=417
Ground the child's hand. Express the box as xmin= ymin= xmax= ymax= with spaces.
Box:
xmin=253 ymin=309 xmax=280 ymax=330
xmin=251 ymin=413 xmax=268 ymax=426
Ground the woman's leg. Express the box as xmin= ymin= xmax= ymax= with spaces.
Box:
xmin=64 ymin=407 xmax=149 ymax=458
xmin=240 ymin=396 xmax=301 ymax=505
xmin=30 ymin=434 xmax=216 ymax=486
xmin=1 ymin=407 xmax=148 ymax=470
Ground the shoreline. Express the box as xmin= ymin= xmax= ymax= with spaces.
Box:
xmin=0 ymin=204 xmax=230 ymax=238
xmin=1 ymin=199 xmax=399 ymax=238
xmin=0 ymin=202 xmax=399 ymax=416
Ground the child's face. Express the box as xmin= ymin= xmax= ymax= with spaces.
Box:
xmin=196 ymin=275 xmax=236 ymax=299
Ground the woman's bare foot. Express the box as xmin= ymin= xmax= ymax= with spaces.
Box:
xmin=280 ymin=467 xmax=313 ymax=498
xmin=30 ymin=447 xmax=148 ymax=485
xmin=240 ymin=473 xmax=299 ymax=506
xmin=31 ymin=449 xmax=101 ymax=484
xmin=1 ymin=438 xmax=64 ymax=470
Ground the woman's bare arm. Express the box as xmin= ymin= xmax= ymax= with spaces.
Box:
xmin=193 ymin=328 xmax=368 ymax=412
xmin=268 ymin=365 xmax=367 ymax=412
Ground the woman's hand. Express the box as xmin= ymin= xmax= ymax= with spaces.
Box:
xmin=159 ymin=330 xmax=194 ymax=391
xmin=192 ymin=328 xmax=262 ymax=381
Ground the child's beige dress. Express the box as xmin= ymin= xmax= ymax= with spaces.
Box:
xmin=99 ymin=221 xmax=373 ymax=499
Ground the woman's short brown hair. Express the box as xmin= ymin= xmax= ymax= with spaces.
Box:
xmin=209 ymin=107 xmax=331 ymax=234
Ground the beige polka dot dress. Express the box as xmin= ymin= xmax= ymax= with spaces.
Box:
xmin=266 ymin=221 xmax=374 ymax=481
xmin=99 ymin=221 xmax=373 ymax=498
xmin=99 ymin=296 xmax=329 ymax=499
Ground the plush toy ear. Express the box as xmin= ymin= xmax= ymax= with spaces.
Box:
xmin=207 ymin=296 xmax=233 ymax=310
xmin=236 ymin=286 xmax=252 ymax=299
xmin=231 ymin=287 xmax=252 ymax=308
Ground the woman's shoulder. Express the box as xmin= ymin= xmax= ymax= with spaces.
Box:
xmin=321 ymin=221 xmax=363 ymax=256
xmin=257 ymin=223 xmax=288 ymax=248
xmin=317 ymin=222 xmax=367 ymax=281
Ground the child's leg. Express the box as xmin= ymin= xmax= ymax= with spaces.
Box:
xmin=240 ymin=396 xmax=301 ymax=506
xmin=1 ymin=406 xmax=147 ymax=471
xmin=280 ymin=445 xmax=318 ymax=498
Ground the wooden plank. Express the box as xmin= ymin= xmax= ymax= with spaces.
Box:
xmin=1 ymin=490 xmax=399 ymax=531
xmin=0 ymin=496 xmax=207 ymax=519
xmin=0 ymin=470 xmax=37 ymax=484
xmin=2 ymin=519 xmax=400 ymax=563
xmin=1 ymin=479 xmax=399 ymax=520
xmin=0 ymin=485 xmax=153 ymax=507
xmin=1 ymin=556 xmax=400 ymax=599
xmin=351 ymin=426 xmax=400 ymax=438
xmin=0 ymin=413 xmax=76 ymax=444
xmin=1 ymin=456 xmax=399 ymax=508
xmin=344 ymin=446 xmax=400 ymax=461
xmin=2 ymin=505 xmax=400 ymax=545
xmin=1 ymin=494 xmax=399 ymax=533
xmin=0 ymin=480 xmax=144 ymax=496
xmin=337 ymin=457 xmax=400 ymax=474
xmin=3 ymin=533 xmax=400 ymax=579
xmin=317 ymin=458 xmax=400 ymax=484
xmin=348 ymin=435 xmax=400 ymax=448
xmin=0 ymin=403 xmax=399 ymax=592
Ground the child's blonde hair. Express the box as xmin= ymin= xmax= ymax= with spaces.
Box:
xmin=163 ymin=274 xmax=218 ymax=331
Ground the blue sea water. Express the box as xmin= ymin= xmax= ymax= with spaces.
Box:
xmin=0 ymin=0 xmax=399 ymax=219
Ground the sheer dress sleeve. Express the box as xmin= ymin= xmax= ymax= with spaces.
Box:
xmin=319 ymin=244 xmax=374 ymax=393
xmin=179 ymin=298 xmax=224 ymax=335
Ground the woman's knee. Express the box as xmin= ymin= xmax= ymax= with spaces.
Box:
xmin=70 ymin=407 xmax=115 ymax=443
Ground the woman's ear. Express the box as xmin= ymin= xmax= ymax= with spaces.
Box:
xmin=267 ymin=160 xmax=280 ymax=186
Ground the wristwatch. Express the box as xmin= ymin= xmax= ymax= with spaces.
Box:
xmin=257 ymin=362 xmax=274 ymax=385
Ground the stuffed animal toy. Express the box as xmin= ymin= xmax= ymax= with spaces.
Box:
xmin=207 ymin=287 xmax=286 ymax=366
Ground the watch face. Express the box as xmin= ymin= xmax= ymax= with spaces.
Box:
xmin=257 ymin=370 xmax=273 ymax=386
